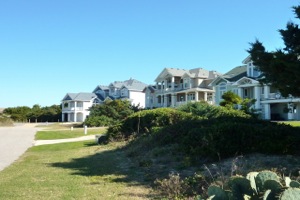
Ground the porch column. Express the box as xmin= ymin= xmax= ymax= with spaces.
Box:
xmin=185 ymin=93 xmax=188 ymax=102
xmin=171 ymin=77 xmax=175 ymax=91
xmin=62 ymin=113 xmax=65 ymax=122
xmin=204 ymin=92 xmax=208 ymax=102
xmin=264 ymin=104 xmax=271 ymax=120
xmin=238 ymin=87 xmax=243 ymax=98
xmin=74 ymin=102 xmax=77 ymax=122
xmin=164 ymin=79 xmax=167 ymax=90
xmin=68 ymin=113 xmax=71 ymax=122
xmin=171 ymin=94 xmax=176 ymax=107
xmin=264 ymin=85 xmax=270 ymax=99
xmin=195 ymin=91 xmax=199 ymax=101
xmin=164 ymin=95 xmax=168 ymax=107
xmin=254 ymin=86 xmax=261 ymax=109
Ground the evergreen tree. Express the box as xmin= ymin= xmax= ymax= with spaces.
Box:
xmin=248 ymin=5 xmax=300 ymax=97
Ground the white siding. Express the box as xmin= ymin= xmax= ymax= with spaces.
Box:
xmin=129 ymin=91 xmax=146 ymax=108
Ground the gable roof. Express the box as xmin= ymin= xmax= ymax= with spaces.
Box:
xmin=232 ymin=77 xmax=259 ymax=86
xmin=143 ymin=85 xmax=156 ymax=93
xmin=209 ymin=65 xmax=247 ymax=86
xmin=110 ymin=78 xmax=147 ymax=91
xmin=92 ymin=85 xmax=109 ymax=93
xmin=155 ymin=67 xmax=221 ymax=82
xmin=155 ymin=68 xmax=188 ymax=82
xmin=62 ymin=92 xmax=98 ymax=101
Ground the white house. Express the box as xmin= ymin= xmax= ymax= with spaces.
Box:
xmin=108 ymin=78 xmax=147 ymax=108
xmin=94 ymin=78 xmax=148 ymax=108
xmin=61 ymin=93 xmax=101 ymax=122
xmin=143 ymin=85 xmax=157 ymax=109
xmin=149 ymin=68 xmax=221 ymax=108
xmin=210 ymin=56 xmax=300 ymax=120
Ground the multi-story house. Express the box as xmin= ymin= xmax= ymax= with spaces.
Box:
xmin=61 ymin=93 xmax=101 ymax=122
xmin=62 ymin=78 xmax=147 ymax=122
xmin=210 ymin=56 xmax=300 ymax=120
xmin=143 ymin=85 xmax=156 ymax=109
xmin=107 ymin=78 xmax=147 ymax=108
xmin=149 ymin=68 xmax=220 ymax=108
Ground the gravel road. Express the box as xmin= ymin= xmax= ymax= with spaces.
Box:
xmin=0 ymin=124 xmax=38 ymax=171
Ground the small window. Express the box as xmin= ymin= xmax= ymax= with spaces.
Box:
xmin=244 ymin=89 xmax=248 ymax=97
xmin=64 ymin=102 xmax=68 ymax=108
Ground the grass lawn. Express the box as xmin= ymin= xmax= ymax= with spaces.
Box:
xmin=35 ymin=127 xmax=107 ymax=140
xmin=281 ymin=121 xmax=300 ymax=127
xmin=0 ymin=141 xmax=155 ymax=200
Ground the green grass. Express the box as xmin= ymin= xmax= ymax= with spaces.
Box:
xmin=0 ymin=141 xmax=155 ymax=200
xmin=281 ymin=121 xmax=300 ymax=127
xmin=35 ymin=127 xmax=107 ymax=140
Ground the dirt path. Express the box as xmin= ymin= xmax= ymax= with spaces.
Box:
xmin=0 ymin=124 xmax=39 ymax=171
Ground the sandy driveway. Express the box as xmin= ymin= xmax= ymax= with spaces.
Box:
xmin=0 ymin=123 xmax=38 ymax=171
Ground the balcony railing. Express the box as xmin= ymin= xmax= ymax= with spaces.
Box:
xmin=62 ymin=107 xmax=84 ymax=111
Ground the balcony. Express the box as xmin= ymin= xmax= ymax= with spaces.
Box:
xmin=62 ymin=107 xmax=84 ymax=112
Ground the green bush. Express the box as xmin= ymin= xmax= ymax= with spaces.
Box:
xmin=0 ymin=114 xmax=14 ymax=126
xmin=177 ymin=101 xmax=251 ymax=119
xmin=156 ymin=117 xmax=300 ymax=160
xmin=108 ymin=107 xmax=199 ymax=139
xmin=84 ymin=115 xmax=115 ymax=127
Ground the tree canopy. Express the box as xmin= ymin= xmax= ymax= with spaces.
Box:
xmin=248 ymin=5 xmax=300 ymax=97
xmin=4 ymin=104 xmax=61 ymax=122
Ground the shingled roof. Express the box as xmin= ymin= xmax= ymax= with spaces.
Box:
xmin=62 ymin=93 xmax=98 ymax=101
xmin=111 ymin=78 xmax=147 ymax=92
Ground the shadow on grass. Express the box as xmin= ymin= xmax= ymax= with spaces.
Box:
xmin=49 ymin=142 xmax=158 ymax=198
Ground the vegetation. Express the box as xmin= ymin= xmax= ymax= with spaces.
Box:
xmin=104 ymin=101 xmax=300 ymax=198
xmin=0 ymin=141 xmax=155 ymax=200
xmin=177 ymin=101 xmax=250 ymax=119
xmin=206 ymin=170 xmax=300 ymax=200
xmin=3 ymin=104 xmax=61 ymax=122
xmin=0 ymin=113 xmax=13 ymax=126
xmin=248 ymin=5 xmax=300 ymax=97
xmin=35 ymin=127 xmax=106 ymax=140
xmin=84 ymin=99 xmax=140 ymax=127
xmin=107 ymin=107 xmax=198 ymax=139
xmin=1 ymin=108 xmax=300 ymax=199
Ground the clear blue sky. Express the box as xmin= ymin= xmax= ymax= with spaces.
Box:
xmin=0 ymin=0 xmax=297 ymax=108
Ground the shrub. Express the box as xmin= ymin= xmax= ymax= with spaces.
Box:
xmin=0 ymin=114 xmax=14 ymax=126
xmin=84 ymin=115 xmax=115 ymax=127
xmin=153 ymin=117 xmax=300 ymax=160
xmin=108 ymin=108 xmax=199 ymax=139
xmin=155 ymin=172 xmax=209 ymax=199
xmin=177 ymin=101 xmax=251 ymax=119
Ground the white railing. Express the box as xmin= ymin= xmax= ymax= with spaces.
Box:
xmin=62 ymin=107 xmax=84 ymax=111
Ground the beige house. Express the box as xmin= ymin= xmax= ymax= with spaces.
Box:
xmin=148 ymin=68 xmax=221 ymax=108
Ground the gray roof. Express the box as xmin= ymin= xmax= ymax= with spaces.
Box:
xmin=222 ymin=65 xmax=247 ymax=81
xmin=155 ymin=67 xmax=220 ymax=81
xmin=111 ymin=78 xmax=147 ymax=91
xmin=92 ymin=85 xmax=109 ymax=93
xmin=62 ymin=92 xmax=98 ymax=101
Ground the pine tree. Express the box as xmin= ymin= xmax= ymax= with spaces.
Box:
xmin=248 ymin=5 xmax=300 ymax=97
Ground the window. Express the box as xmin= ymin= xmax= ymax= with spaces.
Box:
xmin=219 ymin=83 xmax=226 ymax=99
xmin=64 ymin=102 xmax=69 ymax=108
xmin=187 ymin=94 xmax=195 ymax=101
xmin=244 ymin=89 xmax=248 ymax=97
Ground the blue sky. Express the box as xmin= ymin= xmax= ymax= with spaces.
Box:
xmin=0 ymin=0 xmax=297 ymax=108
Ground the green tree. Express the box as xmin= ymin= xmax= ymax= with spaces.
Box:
xmin=220 ymin=91 xmax=242 ymax=108
xmin=85 ymin=99 xmax=138 ymax=126
xmin=3 ymin=106 xmax=31 ymax=122
xmin=28 ymin=104 xmax=43 ymax=122
xmin=248 ymin=5 xmax=300 ymax=97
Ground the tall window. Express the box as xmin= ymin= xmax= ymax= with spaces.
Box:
xmin=219 ymin=83 xmax=226 ymax=98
